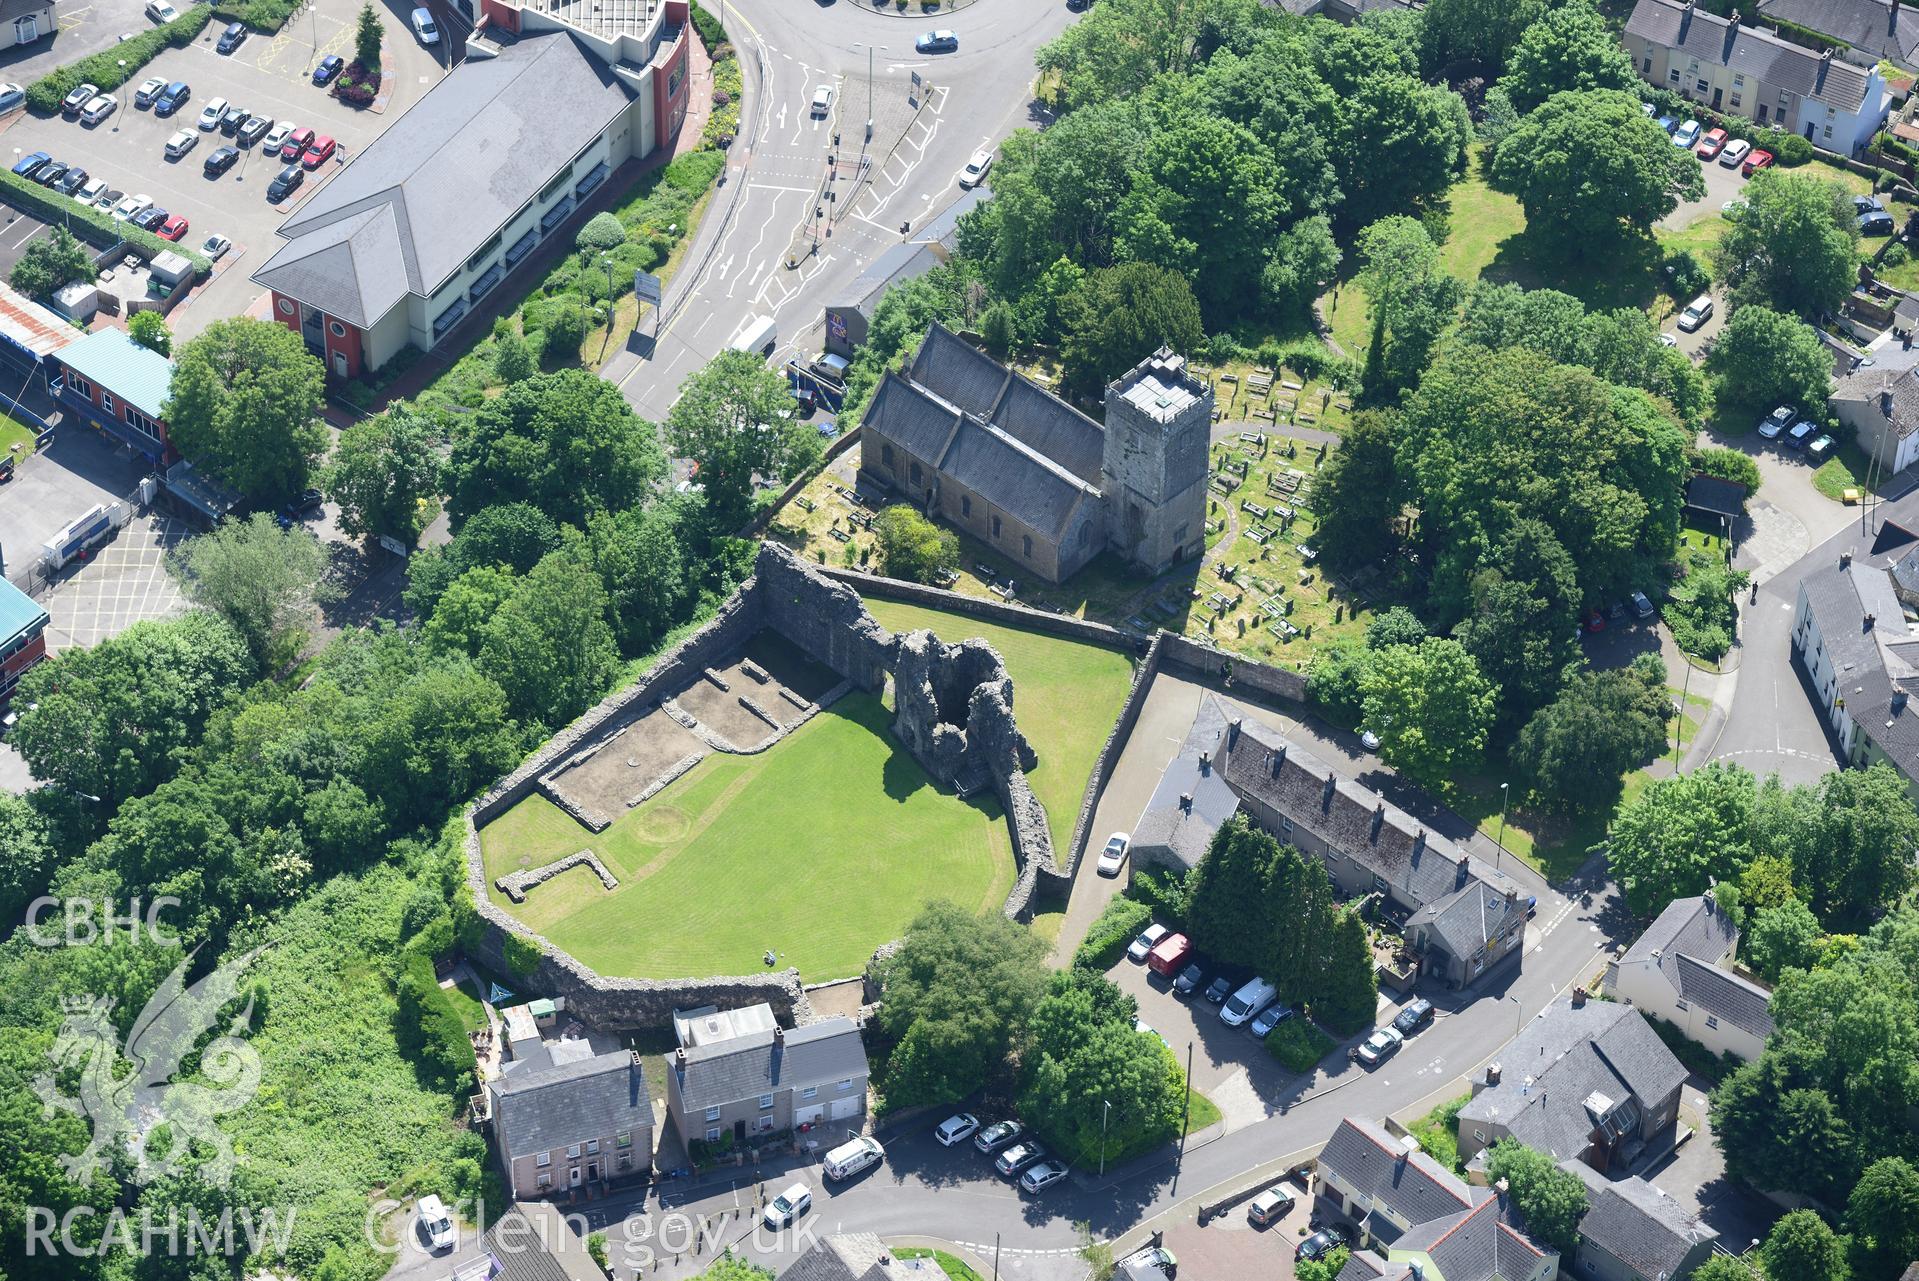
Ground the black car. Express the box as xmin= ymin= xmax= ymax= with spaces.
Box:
xmin=203 ymin=146 xmax=239 ymax=176
xmin=1204 ymin=975 xmax=1233 ymax=1003
xmin=1393 ymin=997 xmax=1435 ymax=1036
xmin=219 ymin=103 xmax=248 ymax=134
xmin=312 ymin=54 xmax=344 ymax=84
xmin=1296 ymin=1225 xmax=1353 ymax=1263
xmin=54 ymin=166 xmax=88 ymax=195
xmin=1173 ymin=962 xmax=1204 ymax=997
xmin=34 ymin=161 xmax=68 ymax=188
xmin=284 ymin=488 xmax=323 ymax=518
xmin=266 ymin=164 xmax=303 ymax=201
xmin=131 ymin=206 xmax=168 ymax=232
xmin=1861 ymin=211 xmax=1896 ymax=236
xmin=216 ymin=20 xmax=247 ymax=53
xmin=237 ymin=114 xmax=271 ymax=146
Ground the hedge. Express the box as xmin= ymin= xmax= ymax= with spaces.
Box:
xmin=0 ymin=167 xmax=209 ymax=275
xmin=27 ymin=7 xmax=212 ymax=115
xmin=1264 ymin=1016 xmax=1335 ymax=1074
xmin=212 ymin=0 xmax=302 ymax=33
xmin=1126 ymin=866 xmax=1190 ymax=932
xmin=1073 ymin=896 xmax=1153 ymax=970
xmin=393 ymin=948 xmax=476 ymax=1092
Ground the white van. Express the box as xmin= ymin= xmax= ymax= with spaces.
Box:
xmin=822 ymin=1135 xmax=884 ymax=1182
xmin=415 ymin=1194 xmax=456 ymax=1253
xmin=1220 ymin=977 xmax=1278 ymax=1028
xmin=729 ymin=313 xmax=777 ymax=358
xmin=411 ymin=7 xmax=440 ymax=44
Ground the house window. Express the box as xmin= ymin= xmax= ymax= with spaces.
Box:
xmin=1730 ymin=95 xmax=1741 ymax=108
xmin=704 ymin=1106 xmax=720 ymax=1122
xmin=1584 ymin=1262 xmax=1597 ymax=1275
xmin=961 ymin=495 xmax=971 ymax=516
xmin=1668 ymin=68 xmax=1680 ymax=83
xmin=1675 ymin=999 xmax=1688 ymax=1011
xmin=1372 ymin=875 xmax=1389 ymax=893
xmin=758 ymin=1093 xmax=774 ymax=1111
xmin=1696 ymin=78 xmax=1709 ymax=94
xmin=881 ymin=443 xmax=894 ymax=468
xmin=616 ymin=1132 xmax=631 ymax=1148
xmin=1733 ymin=74 xmax=1745 ymax=87
xmin=801 ymin=1086 xmax=817 ymax=1100
xmin=1643 ymin=56 xmax=1651 ymax=73
xmin=277 ymin=297 xmax=296 ymax=315
xmin=537 ymin=1172 xmax=551 ymax=1187
xmin=1022 ymin=534 xmax=1033 ymax=558
xmin=567 ymin=1145 xmax=581 ymax=1159
xmin=124 ymin=406 xmax=163 ymax=444
xmin=991 ymin=515 xmax=1002 ymax=538
xmin=65 ymin=372 xmax=93 ymax=399
xmin=706 ymin=1127 xmax=721 ymax=1143
xmin=1705 ymin=1015 xmax=1720 ymax=1029
xmin=1280 ymin=818 xmax=1294 ymax=838
xmin=910 ymin=461 xmax=922 ymax=486
xmin=1824 ymin=125 xmax=1833 ymax=139
xmin=1472 ymin=1129 xmax=1486 ymax=1142
xmin=537 ymin=1152 xmax=552 ymax=1167
xmin=837 ymin=1079 xmax=855 ymax=1092
xmin=586 ymin=1139 xmax=600 ymax=1154
xmin=328 ymin=320 xmax=347 ymax=339
xmin=1174 ymin=522 xmax=1188 ymax=545
xmin=100 ymin=392 xmax=114 ymax=415
xmin=539 ymin=163 xmax=577 ymax=204
xmin=756 ymin=1116 xmax=774 ymax=1132
xmin=467 ymin=232 xmax=503 ymax=273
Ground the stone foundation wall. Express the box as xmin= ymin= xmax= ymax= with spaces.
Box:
xmin=496 ymin=849 xmax=620 ymax=902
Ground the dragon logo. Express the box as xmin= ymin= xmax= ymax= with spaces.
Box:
xmin=32 ymin=946 xmax=265 ymax=1189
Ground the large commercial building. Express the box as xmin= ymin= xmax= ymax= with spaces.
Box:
xmin=254 ymin=0 xmax=692 ymax=380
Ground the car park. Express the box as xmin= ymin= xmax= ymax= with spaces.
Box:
xmin=1355 ymin=1025 xmax=1403 ymax=1066
xmin=1743 ymin=149 xmax=1773 ymax=176
xmin=263 ymin=121 xmax=294 ymax=153
xmin=216 ymin=21 xmax=247 ymax=53
xmin=1676 ymin=293 xmax=1713 ymax=332
xmin=1758 ymin=404 xmax=1793 ymax=439
xmin=1787 ymin=420 xmax=1818 ymax=450
xmin=994 ymin=1141 xmax=1046 ymax=1176
xmin=164 ymin=129 xmax=197 ymax=159
xmin=54 ymin=166 xmax=88 ymax=195
xmin=1221 ymin=976 xmax=1277 ymax=1028
xmin=155 ymin=82 xmax=190 ymax=116
xmin=1173 ymin=962 xmax=1204 ymax=997
xmin=1393 ymin=997 xmax=1435 ymax=1036
xmin=411 ymin=7 xmax=439 ymax=43
xmin=973 ymin=1119 xmax=1024 ymax=1153
xmin=33 ymin=160 xmax=67 ymax=187
xmin=313 ymin=54 xmax=344 ymax=85
xmin=158 ymin=214 xmax=188 ymax=241
xmin=202 ymin=233 xmax=231 ymax=260
xmin=62 ymin=83 xmax=100 ymax=117
xmin=915 ymin=29 xmax=958 ymax=52
xmin=75 ymin=178 xmax=106 ymax=205
xmin=1809 ymin=434 xmax=1835 ymax=460
xmin=1203 ymin=975 xmax=1233 ymax=1003
xmin=199 ymin=98 xmax=229 ymax=130
xmin=1630 ymin=590 xmax=1655 ymax=618
xmin=1695 ymin=127 xmax=1728 ymax=159
xmin=145 ymin=0 xmax=179 ymax=20
xmin=1673 ymin=119 xmax=1701 ymax=148
xmin=1247 ymin=1186 xmax=1295 ymax=1226
xmin=1297 ymin=1225 xmax=1352 ymax=1262
xmin=280 ymin=126 xmax=314 ymax=161
xmin=266 ymin=165 xmax=303 ymax=201
xmin=1126 ymin=922 xmax=1169 ymax=963
xmin=958 ymin=149 xmax=992 ymax=188
xmin=761 ymin=1183 xmax=811 ymax=1230
xmin=11 ymin=150 xmax=48 ymax=178
xmin=1097 ymin=831 xmax=1129 ymax=876
xmin=1020 ymin=1160 xmax=1068 ymax=1194
xmin=934 ymin=1113 xmax=979 ymax=1147
xmin=811 ymin=84 xmax=834 ymax=116
xmin=1719 ymin=138 xmax=1752 ymax=167
xmin=1248 ymin=1002 xmax=1293 ymax=1038
xmin=238 ymin=114 xmax=271 ymax=146
xmin=134 ymin=76 xmax=166 ymax=108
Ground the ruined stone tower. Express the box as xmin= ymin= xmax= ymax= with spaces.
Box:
xmin=1099 ymin=346 xmax=1213 ymax=574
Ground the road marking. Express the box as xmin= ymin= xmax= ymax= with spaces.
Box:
xmin=747 ymin=182 xmax=816 ymax=193
xmin=8 ymin=221 xmax=43 ymax=250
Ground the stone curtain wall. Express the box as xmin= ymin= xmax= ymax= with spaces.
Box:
xmin=757 ymin=543 xmax=893 ymax=692
xmin=1157 ymin=633 xmax=1308 ymax=703
xmin=1060 ymin=631 xmax=1166 ymax=893
xmin=819 ymin=566 xmax=1153 ymax=654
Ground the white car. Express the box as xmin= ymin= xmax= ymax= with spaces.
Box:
xmin=1758 ymin=404 xmax=1794 ymax=439
xmin=112 ymin=193 xmax=152 ymax=221
xmin=1355 ymin=1025 xmax=1404 ymax=1067
xmin=164 ymin=128 xmax=197 ymax=159
xmin=262 ymin=121 xmax=294 ymax=153
xmin=202 ymin=233 xmax=232 ymax=260
xmin=144 ymin=0 xmax=179 ymax=20
xmin=411 ymin=6 xmax=440 ymax=44
xmin=761 ymin=1182 xmax=812 ymax=1230
xmin=934 ymin=1113 xmax=979 ymax=1146
xmin=1125 ymin=922 xmax=1169 ymax=963
xmin=810 ymin=84 xmax=834 ymax=116
xmin=958 ymin=148 xmax=992 ymax=188
xmin=1673 ymin=119 xmax=1701 ymax=148
xmin=75 ymin=178 xmax=106 ymax=205
xmin=1719 ymin=138 xmax=1752 ymax=167
xmin=80 ymin=94 xmax=117 ymax=125
xmin=415 ymin=1194 xmax=455 ymax=1253
xmin=133 ymin=75 xmax=167 ymax=107
xmin=1359 ymin=728 xmax=1381 ymax=751
xmin=198 ymin=97 xmax=229 ymax=130
xmin=1096 ymin=831 xmax=1129 ymax=877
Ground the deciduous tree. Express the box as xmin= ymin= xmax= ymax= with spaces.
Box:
xmin=126 ymin=309 xmax=172 ymax=356
xmin=1706 ymin=305 xmax=1832 ymax=415
xmin=1335 ymin=74 xmax=1470 ymax=231
xmin=478 ymin=551 xmax=621 ymax=727
xmin=1358 ymin=638 xmax=1496 ymax=784
xmin=1485 ymin=1141 xmax=1588 ymax=1251
xmin=873 ymin=505 xmax=959 ymax=585
xmin=1762 ymin=1209 xmax=1850 ymax=1281
xmin=1513 ymin=663 xmax=1670 ymax=813
xmin=166 ymin=513 xmax=331 ymax=669
xmin=664 ymin=350 xmax=817 ymax=528
xmin=1714 ymin=169 xmax=1858 ymax=317
xmin=1500 ymin=2 xmax=1636 ymax=113
xmin=323 ymin=404 xmax=442 ymax=545
xmin=1608 ymin=761 xmax=1758 ymax=916
xmin=9 ymin=226 xmax=91 ymax=300
xmin=1059 ymin=261 xmax=1204 ymax=397
xmin=165 ymin=318 xmax=328 ymax=502
xmin=1355 ymin=216 xmax=1463 ymax=398
xmin=1018 ymin=969 xmax=1184 ymax=1167
xmin=1846 ymin=1157 xmax=1919 ymax=1278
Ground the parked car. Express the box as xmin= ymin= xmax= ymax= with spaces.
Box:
xmin=201 ymin=233 xmax=231 ymax=260
xmin=313 ymin=54 xmax=344 ymax=84
xmin=1861 ymin=210 xmax=1896 ymax=235
xmin=1097 ymin=831 xmax=1129 ymax=877
xmin=130 ymin=206 xmax=168 ymax=232
xmin=53 ymin=166 xmax=88 ymax=195
xmin=219 ymin=104 xmax=248 ymax=135
xmin=1221 ymin=977 xmax=1278 ymax=1028
xmin=761 ymin=1183 xmax=811 ymax=1230
xmin=31 ymin=160 xmax=67 ymax=188
xmin=280 ymin=126 xmax=314 ymax=161
xmin=1248 ymin=1002 xmax=1293 ymax=1038
xmin=415 ymin=1195 xmax=456 ymax=1253
xmin=302 ymin=135 xmax=337 ymax=168
xmin=822 ymin=1136 xmax=884 ymax=1182
xmin=1203 ymin=975 xmax=1233 ymax=1003
xmin=1247 ymin=1186 xmax=1295 ymax=1227
xmin=145 ymin=0 xmax=178 ymax=20
xmin=279 ymin=488 xmax=322 ymax=519
xmin=1355 ymin=1025 xmax=1404 ymax=1066
xmin=198 ymin=97 xmax=229 ymax=129
xmin=75 ymin=178 xmax=106 ymax=205
xmin=1296 ymin=1225 xmax=1352 ymax=1262
xmin=1121 ymin=1247 xmax=1176 ymax=1277
xmin=1856 ymin=194 xmax=1886 ymax=214
xmin=958 ymin=149 xmax=992 ymax=188
xmin=1173 ymin=962 xmax=1204 ymax=997
xmin=203 ymin=145 xmax=239 ymax=176
xmin=154 ymin=81 xmax=190 ymax=116
xmin=1020 ymin=1160 xmax=1068 ymax=1194
xmin=1787 ymin=419 xmax=1819 ymax=450
xmin=1126 ymin=923 xmax=1168 ymax=963
xmin=1655 ymin=113 xmax=1677 ymax=134
xmin=216 ymin=20 xmax=247 ymax=53
xmin=810 ymin=84 xmax=834 ymax=116
xmin=165 ymin=128 xmax=197 ymax=159
xmin=1630 ymin=589 xmax=1656 ymax=618
xmin=1359 ymin=728 xmax=1381 ymax=750
xmin=1758 ymin=404 xmax=1794 ymax=439
xmin=974 ymin=1120 xmax=1024 ymax=1153
xmin=1393 ymin=997 xmax=1435 ymax=1036
xmin=1676 ymin=293 xmax=1713 ymax=332
xmin=1720 ymin=138 xmax=1752 ymax=167
xmin=1695 ymin=126 xmax=1728 ymax=159
xmin=0 ymin=82 xmax=22 ymax=114
xmin=934 ymin=1114 xmax=979 ymax=1147
xmin=10 ymin=150 xmax=48 ymax=178
xmin=1743 ymin=148 xmax=1774 ymax=176
xmin=266 ymin=165 xmax=303 ymax=201
xmin=1673 ymin=120 xmax=1701 ymax=148
xmin=237 ymin=114 xmax=271 ymax=146
xmin=263 ymin=121 xmax=295 ymax=153
xmin=93 ymin=187 xmax=123 ymax=212
xmin=61 ymin=82 xmax=100 ymax=116
xmin=134 ymin=76 xmax=167 ymax=108
xmin=1808 ymin=434 xmax=1835 ymax=460
xmin=994 ymin=1141 xmax=1046 ymax=1176
xmin=915 ymin=29 xmax=958 ymax=52
xmin=411 ymin=6 xmax=439 ymax=43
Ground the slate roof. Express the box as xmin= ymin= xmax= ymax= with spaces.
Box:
xmin=1626 ymin=0 xmax=1876 ymax=109
xmin=55 ymin=329 xmax=174 ymax=420
xmin=780 ymin=1234 xmax=935 ymax=1281
xmin=1318 ymin=1117 xmax=1481 ymax=1230
xmin=492 ymin=1039 xmax=650 ymax=1160
xmin=941 ymin=416 xmax=1097 ymax=538
xmin=1835 ymin=363 xmax=1919 ymax=442
xmin=0 ymin=0 xmax=49 ymax=21
xmin=1459 ymin=1000 xmax=1688 ymax=1163
xmin=1685 ymin=473 xmax=1748 ymax=521
xmin=1335 ymin=1253 xmax=1404 ymax=1281
xmin=1390 ymin=1195 xmax=1554 ymax=1281
xmin=483 ymin=1202 xmax=604 ymax=1281
xmin=1758 ymin=0 xmax=1919 ymax=67
xmin=1671 ymin=953 xmax=1776 ymax=1039
xmin=1562 ymin=1162 xmax=1717 ymax=1281
xmin=1622 ymin=896 xmax=1738 ymax=971
xmin=255 ymin=31 xmax=637 ymax=328
xmin=673 ymin=1018 xmax=868 ymax=1113
xmin=1799 ymin=558 xmax=1919 ymax=778
xmin=906 ymin=323 xmax=1106 ymax=485
xmin=1405 ymin=879 xmax=1523 ymax=966
xmin=1130 ymin=694 xmax=1243 ymax=870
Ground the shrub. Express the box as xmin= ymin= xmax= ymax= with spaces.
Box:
xmin=1691 ymin=444 xmax=1760 ymax=497
xmin=1072 ymin=896 xmax=1152 ymax=970
xmin=393 ymin=948 xmax=475 ymax=1091
xmin=212 ymin=0 xmax=302 ymax=32
xmin=27 ymin=8 xmax=211 ymax=114
xmin=1775 ymin=132 xmax=1815 ymax=166
xmin=1664 ymin=249 xmax=1710 ymax=299
xmin=1887 ymin=242 xmax=1912 ymax=267
xmin=1264 ymin=1017 xmax=1334 ymax=1073
xmin=1126 ymin=866 xmax=1190 ymax=930
xmin=688 ymin=0 xmax=726 ymax=51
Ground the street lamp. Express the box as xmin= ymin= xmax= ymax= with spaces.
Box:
xmin=852 ymin=42 xmax=886 ymax=146
xmin=1494 ymin=781 xmax=1509 ymax=870
xmin=1098 ymin=1098 xmax=1112 ymax=1178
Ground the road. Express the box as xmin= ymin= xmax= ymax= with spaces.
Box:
xmin=606 ymin=0 xmax=1071 ymax=420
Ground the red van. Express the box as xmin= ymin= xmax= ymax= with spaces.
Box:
xmin=1147 ymin=932 xmax=1193 ymax=978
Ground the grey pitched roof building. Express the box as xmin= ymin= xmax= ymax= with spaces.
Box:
xmin=1757 ymin=0 xmax=1919 ymax=68
xmin=481 ymin=1201 xmax=605 ymax=1281
xmin=1390 ymin=1196 xmax=1555 ymax=1281
xmin=1317 ymin=1117 xmax=1481 ymax=1237
xmin=1793 ymin=553 xmax=1919 ymax=786
xmin=672 ymin=1017 xmax=868 ymax=1113
xmin=1458 ymin=996 xmax=1688 ymax=1173
xmin=1561 ymin=1160 xmax=1719 ymax=1281
xmin=489 ymin=1027 xmax=653 ymax=1198
xmin=1608 ymin=895 xmax=1775 ymax=1046
xmin=779 ymin=1235 xmax=937 ymax=1281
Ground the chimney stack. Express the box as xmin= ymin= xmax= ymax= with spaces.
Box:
xmin=1371 ymin=798 xmax=1385 ymax=840
xmin=1198 ymin=751 xmax=1211 ymax=776
xmin=1228 ymin=716 xmax=1242 ymax=748
xmin=1572 ymin=986 xmax=1588 ymax=1008
xmin=1866 ymin=612 xmax=1878 ymax=632
xmin=1456 ymin=854 xmax=1471 ymax=891
xmin=1884 ymin=389 xmax=1897 ymax=419
xmin=1487 ymin=1062 xmax=1503 ymax=1085
xmin=1180 ymin=792 xmax=1193 ymax=813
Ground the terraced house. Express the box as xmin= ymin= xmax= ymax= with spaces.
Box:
xmin=1623 ymin=0 xmax=1891 ymax=153
xmin=663 ymin=1004 xmax=869 ymax=1147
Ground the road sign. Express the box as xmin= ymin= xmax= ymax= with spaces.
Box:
xmin=634 ymin=271 xmax=663 ymax=306
xmin=378 ymin=534 xmax=410 ymax=558
xmin=910 ymin=70 xmax=921 ymax=87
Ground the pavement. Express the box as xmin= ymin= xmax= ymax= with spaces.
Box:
xmin=606 ymin=0 xmax=1074 ymax=419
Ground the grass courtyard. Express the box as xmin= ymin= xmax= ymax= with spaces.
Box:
xmin=480 ymin=691 xmax=1018 ymax=982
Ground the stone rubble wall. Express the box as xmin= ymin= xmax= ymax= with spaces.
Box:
xmin=496 ymin=849 xmax=620 ymax=902
xmin=627 ymin=752 xmax=706 ymax=810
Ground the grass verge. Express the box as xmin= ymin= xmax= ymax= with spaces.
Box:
xmin=1409 ymin=1093 xmax=1469 ymax=1176
xmin=897 ymin=1250 xmax=985 ymax=1281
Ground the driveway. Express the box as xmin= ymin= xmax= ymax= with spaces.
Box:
xmin=1657 ymin=147 xmax=1752 ymax=232
xmin=1640 ymin=1079 xmax=1779 ymax=1256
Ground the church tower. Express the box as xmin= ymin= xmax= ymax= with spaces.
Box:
xmin=1100 ymin=346 xmax=1213 ymax=573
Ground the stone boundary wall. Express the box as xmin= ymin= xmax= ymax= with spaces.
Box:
xmin=1158 ymin=633 xmax=1308 ymax=704
xmin=1059 ymin=632 xmax=1167 ymax=895
xmin=743 ymin=424 xmax=864 ymax=540
xmin=496 ymin=849 xmax=620 ymax=902
xmin=819 ymin=566 xmax=1152 ymax=655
